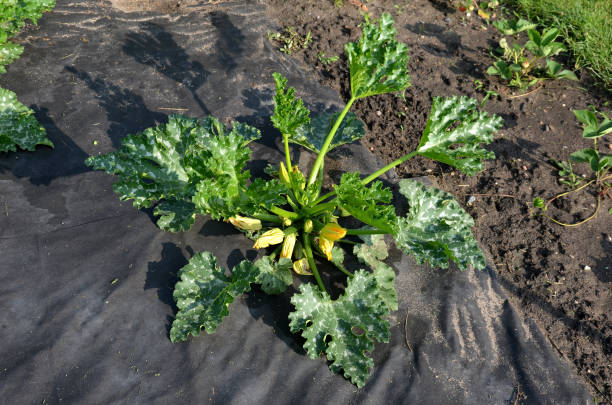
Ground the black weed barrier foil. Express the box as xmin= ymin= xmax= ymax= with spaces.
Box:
xmin=0 ymin=1 xmax=594 ymax=403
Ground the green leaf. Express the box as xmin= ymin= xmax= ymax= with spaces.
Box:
xmin=0 ymin=87 xmax=53 ymax=152
xmin=170 ymin=252 xmax=260 ymax=342
xmin=533 ymin=197 xmax=545 ymax=209
xmin=0 ymin=0 xmax=55 ymax=40
xmin=540 ymin=28 xmax=560 ymax=47
xmin=86 ymin=115 xmax=264 ymax=227
xmin=254 ymin=256 xmax=293 ymax=295
xmin=354 ymin=234 xmax=397 ymax=311
xmin=415 ymin=96 xmax=502 ymax=175
xmin=292 ymin=111 xmax=365 ymax=153
xmin=334 ymin=172 xmax=397 ymax=233
xmin=598 ymin=154 xmax=611 ymax=170
xmin=493 ymin=18 xmax=536 ymax=35
xmin=570 ymin=148 xmax=600 ymax=172
xmin=393 ymin=179 xmax=486 ymax=270
xmin=487 ymin=61 xmax=512 ymax=81
xmin=573 ymin=109 xmax=598 ymax=128
xmin=0 ymin=42 xmax=24 ymax=73
xmin=153 ymin=199 xmax=197 ymax=232
xmin=330 ymin=245 xmax=345 ymax=269
xmin=546 ymin=60 xmax=577 ymax=80
xmin=289 ymin=270 xmax=390 ymax=387
xmin=345 ymin=12 xmax=410 ymax=99
xmin=270 ymin=72 xmax=311 ymax=137
xmin=527 ymin=29 xmax=541 ymax=47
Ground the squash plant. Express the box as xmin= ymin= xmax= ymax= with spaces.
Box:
xmin=86 ymin=13 xmax=503 ymax=387
xmin=0 ymin=0 xmax=55 ymax=152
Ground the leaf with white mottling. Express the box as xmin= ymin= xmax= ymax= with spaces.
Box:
xmin=170 ymin=252 xmax=259 ymax=342
xmin=0 ymin=88 xmax=53 ymax=152
xmin=393 ymin=179 xmax=485 ymax=270
xmin=289 ymin=270 xmax=390 ymax=388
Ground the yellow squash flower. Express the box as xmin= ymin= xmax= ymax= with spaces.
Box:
xmin=279 ymin=162 xmax=290 ymax=185
xmin=228 ymin=215 xmax=262 ymax=231
xmin=253 ymin=228 xmax=284 ymax=249
xmin=292 ymin=258 xmax=312 ymax=275
xmin=318 ymin=236 xmax=334 ymax=261
xmin=280 ymin=232 xmax=297 ymax=259
xmin=319 ymin=222 xmax=347 ymax=241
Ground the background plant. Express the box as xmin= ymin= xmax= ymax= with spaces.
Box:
xmin=501 ymin=0 xmax=612 ymax=91
xmin=267 ymin=26 xmax=312 ymax=55
xmin=87 ymin=13 xmax=503 ymax=387
xmin=534 ymin=107 xmax=611 ymax=225
xmin=0 ymin=0 xmax=55 ymax=152
xmin=487 ymin=20 xmax=577 ymax=89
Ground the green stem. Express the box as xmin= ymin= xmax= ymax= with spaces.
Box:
xmin=335 ymin=239 xmax=358 ymax=245
xmin=361 ymin=151 xmax=419 ymax=185
xmin=305 ymin=201 xmax=337 ymax=216
xmin=312 ymin=190 xmax=336 ymax=206
xmin=313 ymin=250 xmax=353 ymax=278
xmin=283 ymin=134 xmax=292 ymax=171
xmin=307 ymin=97 xmax=356 ymax=185
xmin=268 ymin=206 xmax=299 ymax=220
xmin=345 ymin=228 xmax=387 ymax=235
xmin=303 ymin=234 xmax=326 ymax=292
xmin=251 ymin=212 xmax=282 ymax=223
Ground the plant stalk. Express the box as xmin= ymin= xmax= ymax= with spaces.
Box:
xmin=307 ymin=97 xmax=356 ymax=185
xmin=268 ymin=206 xmax=299 ymax=220
xmin=361 ymin=151 xmax=419 ymax=185
xmin=303 ymin=234 xmax=326 ymax=292
xmin=345 ymin=228 xmax=387 ymax=235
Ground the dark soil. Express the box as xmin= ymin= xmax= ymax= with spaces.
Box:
xmin=266 ymin=0 xmax=611 ymax=401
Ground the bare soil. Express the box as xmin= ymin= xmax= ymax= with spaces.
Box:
xmin=265 ymin=0 xmax=611 ymax=401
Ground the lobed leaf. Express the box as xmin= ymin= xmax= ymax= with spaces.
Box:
xmin=334 ymin=172 xmax=397 ymax=233
xmin=415 ymin=96 xmax=503 ymax=175
xmin=0 ymin=87 xmax=53 ymax=152
xmin=292 ymin=111 xmax=365 ymax=153
xmin=345 ymin=13 xmax=410 ymax=99
xmin=170 ymin=252 xmax=260 ymax=342
xmin=254 ymin=256 xmax=293 ymax=295
xmin=393 ymin=179 xmax=486 ymax=270
xmin=354 ymin=234 xmax=397 ymax=311
xmin=289 ymin=270 xmax=390 ymax=387
xmin=0 ymin=43 xmax=24 ymax=73
xmin=86 ymin=115 xmax=265 ymax=228
xmin=270 ymin=72 xmax=311 ymax=137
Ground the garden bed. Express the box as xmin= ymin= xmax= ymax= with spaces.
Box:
xmin=0 ymin=0 xmax=609 ymax=403
xmin=265 ymin=0 xmax=611 ymax=401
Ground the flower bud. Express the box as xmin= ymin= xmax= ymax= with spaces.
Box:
xmin=318 ymin=236 xmax=334 ymax=261
xmin=522 ymin=61 xmax=530 ymax=69
xmin=279 ymin=162 xmax=290 ymax=185
xmin=280 ymin=232 xmax=297 ymax=259
xmin=319 ymin=222 xmax=347 ymax=241
xmin=304 ymin=219 xmax=313 ymax=233
xmin=292 ymin=165 xmax=306 ymax=190
xmin=292 ymin=258 xmax=312 ymax=275
xmin=228 ymin=215 xmax=262 ymax=231
xmin=282 ymin=217 xmax=292 ymax=227
xmin=253 ymin=228 xmax=284 ymax=249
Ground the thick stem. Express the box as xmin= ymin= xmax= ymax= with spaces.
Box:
xmin=251 ymin=212 xmax=283 ymax=223
xmin=305 ymin=201 xmax=337 ymax=216
xmin=345 ymin=228 xmax=387 ymax=235
xmin=313 ymin=250 xmax=353 ymax=278
xmin=268 ymin=206 xmax=299 ymax=220
xmin=303 ymin=234 xmax=326 ymax=292
xmin=361 ymin=151 xmax=419 ymax=185
xmin=283 ymin=134 xmax=292 ymax=171
xmin=312 ymin=190 xmax=336 ymax=206
xmin=307 ymin=97 xmax=356 ymax=185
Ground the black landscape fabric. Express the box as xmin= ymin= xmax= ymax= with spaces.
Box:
xmin=0 ymin=1 xmax=594 ymax=403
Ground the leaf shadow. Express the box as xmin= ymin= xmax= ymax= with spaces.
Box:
xmin=122 ymin=21 xmax=211 ymax=116
xmin=406 ymin=22 xmax=466 ymax=57
xmin=0 ymin=106 xmax=89 ymax=185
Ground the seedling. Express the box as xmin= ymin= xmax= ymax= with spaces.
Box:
xmin=534 ymin=108 xmax=612 ymax=225
xmin=487 ymin=22 xmax=578 ymax=89
xmin=474 ymin=79 xmax=500 ymax=106
xmin=267 ymin=27 xmax=312 ymax=55
xmin=317 ymin=51 xmax=339 ymax=65
xmin=549 ymin=159 xmax=583 ymax=188
xmin=87 ymin=13 xmax=502 ymax=387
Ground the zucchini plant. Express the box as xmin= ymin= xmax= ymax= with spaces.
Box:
xmin=86 ymin=13 xmax=503 ymax=387
xmin=0 ymin=0 xmax=55 ymax=153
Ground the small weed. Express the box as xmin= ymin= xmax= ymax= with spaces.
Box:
xmin=267 ymin=27 xmax=312 ymax=55
xmin=549 ymin=159 xmax=583 ymax=188
xmin=317 ymin=52 xmax=339 ymax=65
xmin=474 ymin=79 xmax=500 ymax=106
